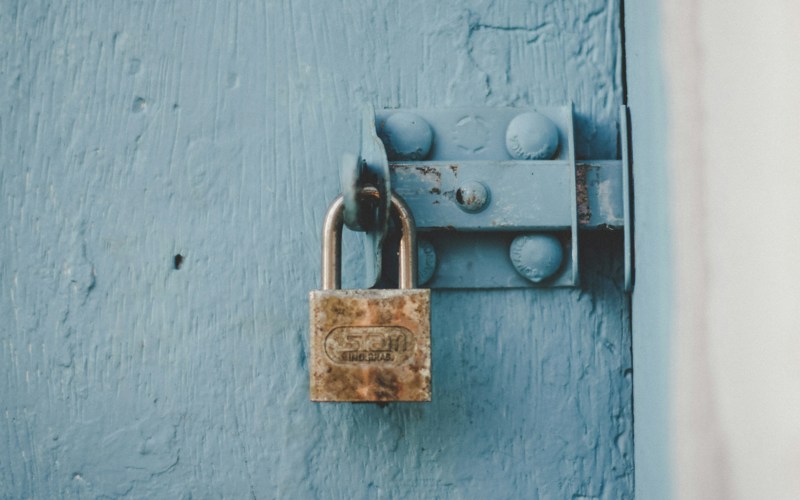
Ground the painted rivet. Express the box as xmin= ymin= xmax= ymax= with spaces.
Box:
xmin=417 ymin=238 xmax=437 ymax=286
xmin=378 ymin=112 xmax=433 ymax=161
xmin=505 ymin=112 xmax=560 ymax=160
xmin=509 ymin=234 xmax=564 ymax=283
xmin=454 ymin=180 xmax=490 ymax=213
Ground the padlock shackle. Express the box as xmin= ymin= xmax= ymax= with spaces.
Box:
xmin=321 ymin=195 xmax=345 ymax=290
xmin=321 ymin=188 xmax=417 ymax=290
xmin=393 ymin=191 xmax=418 ymax=290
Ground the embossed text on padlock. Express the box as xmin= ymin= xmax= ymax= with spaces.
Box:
xmin=309 ymin=190 xmax=431 ymax=402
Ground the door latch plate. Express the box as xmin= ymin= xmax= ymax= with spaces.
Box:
xmin=344 ymin=104 xmax=633 ymax=290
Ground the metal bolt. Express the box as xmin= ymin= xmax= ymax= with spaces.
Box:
xmin=417 ymin=238 xmax=437 ymax=286
xmin=505 ymin=111 xmax=560 ymax=160
xmin=378 ymin=112 xmax=433 ymax=161
xmin=509 ymin=233 xmax=564 ymax=283
xmin=454 ymin=180 xmax=490 ymax=213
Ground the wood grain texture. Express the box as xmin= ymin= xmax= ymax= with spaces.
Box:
xmin=0 ymin=0 xmax=630 ymax=497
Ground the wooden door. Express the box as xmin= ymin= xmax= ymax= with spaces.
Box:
xmin=0 ymin=1 xmax=632 ymax=497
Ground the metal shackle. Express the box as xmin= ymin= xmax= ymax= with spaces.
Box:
xmin=321 ymin=187 xmax=418 ymax=290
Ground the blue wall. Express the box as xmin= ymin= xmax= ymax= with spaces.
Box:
xmin=0 ymin=1 xmax=633 ymax=497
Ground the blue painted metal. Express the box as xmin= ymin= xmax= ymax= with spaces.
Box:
xmin=391 ymin=161 xmax=574 ymax=230
xmin=339 ymin=104 xmax=391 ymax=287
xmin=414 ymin=231 xmax=576 ymax=288
xmin=505 ymin=111 xmax=561 ymax=160
xmin=454 ymin=180 xmax=490 ymax=213
xmin=375 ymin=105 xmax=580 ymax=287
xmin=394 ymin=160 xmax=626 ymax=230
xmin=339 ymin=152 xmax=364 ymax=231
xmin=376 ymin=107 xmax=573 ymax=161
xmin=621 ymin=106 xmax=634 ymax=292
xmin=377 ymin=111 xmax=433 ymax=161
xmin=417 ymin=238 xmax=437 ymax=286
xmin=578 ymin=160 xmax=625 ymax=228
xmin=367 ymin=105 xmax=634 ymax=290
xmin=510 ymin=233 xmax=565 ymax=283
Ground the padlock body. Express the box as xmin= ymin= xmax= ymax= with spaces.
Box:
xmin=309 ymin=289 xmax=431 ymax=402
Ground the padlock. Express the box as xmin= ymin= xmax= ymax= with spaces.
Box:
xmin=309 ymin=190 xmax=431 ymax=402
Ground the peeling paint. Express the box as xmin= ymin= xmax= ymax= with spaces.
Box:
xmin=577 ymin=165 xmax=593 ymax=225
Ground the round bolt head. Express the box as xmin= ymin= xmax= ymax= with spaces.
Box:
xmin=455 ymin=180 xmax=490 ymax=213
xmin=417 ymin=238 xmax=437 ymax=286
xmin=510 ymin=234 xmax=564 ymax=283
xmin=505 ymin=111 xmax=560 ymax=160
xmin=379 ymin=112 xmax=433 ymax=161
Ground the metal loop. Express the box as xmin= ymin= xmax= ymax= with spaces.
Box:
xmin=340 ymin=105 xmax=390 ymax=233
xmin=321 ymin=188 xmax=417 ymax=290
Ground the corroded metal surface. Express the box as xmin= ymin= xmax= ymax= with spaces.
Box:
xmin=309 ymin=289 xmax=431 ymax=402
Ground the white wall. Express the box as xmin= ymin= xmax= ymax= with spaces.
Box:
xmin=664 ymin=1 xmax=800 ymax=498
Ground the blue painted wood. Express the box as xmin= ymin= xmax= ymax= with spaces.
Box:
xmin=621 ymin=107 xmax=634 ymax=292
xmin=0 ymin=1 xmax=632 ymax=497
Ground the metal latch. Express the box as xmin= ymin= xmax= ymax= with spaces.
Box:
xmin=340 ymin=104 xmax=633 ymax=291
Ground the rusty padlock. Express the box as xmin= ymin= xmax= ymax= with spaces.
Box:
xmin=309 ymin=190 xmax=431 ymax=402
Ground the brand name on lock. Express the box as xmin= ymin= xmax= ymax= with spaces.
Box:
xmin=324 ymin=326 xmax=412 ymax=365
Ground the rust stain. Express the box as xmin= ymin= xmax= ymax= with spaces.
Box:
xmin=309 ymin=289 xmax=431 ymax=402
xmin=576 ymin=164 xmax=591 ymax=225
xmin=414 ymin=165 xmax=441 ymax=180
